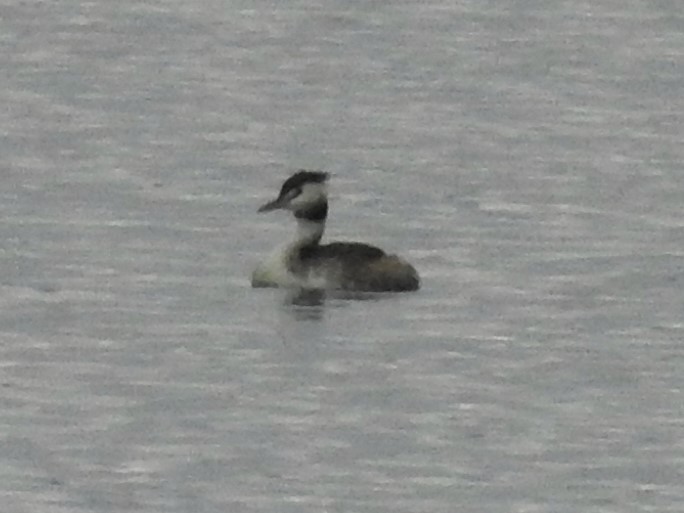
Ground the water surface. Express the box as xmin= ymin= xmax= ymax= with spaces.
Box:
xmin=1 ymin=1 xmax=683 ymax=512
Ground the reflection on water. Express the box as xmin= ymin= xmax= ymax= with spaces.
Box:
xmin=284 ymin=288 xmax=327 ymax=321
xmin=282 ymin=287 xmax=405 ymax=320
xmin=285 ymin=287 xmax=327 ymax=307
xmin=285 ymin=287 xmax=400 ymax=306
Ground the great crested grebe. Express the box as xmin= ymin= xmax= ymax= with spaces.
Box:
xmin=251 ymin=170 xmax=420 ymax=292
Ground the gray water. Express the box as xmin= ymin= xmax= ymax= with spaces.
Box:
xmin=2 ymin=1 xmax=683 ymax=512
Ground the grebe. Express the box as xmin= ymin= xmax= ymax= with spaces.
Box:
xmin=251 ymin=170 xmax=420 ymax=292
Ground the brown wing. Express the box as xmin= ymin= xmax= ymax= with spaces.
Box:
xmin=299 ymin=242 xmax=386 ymax=262
xmin=298 ymin=243 xmax=419 ymax=292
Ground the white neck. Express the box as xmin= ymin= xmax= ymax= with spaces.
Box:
xmin=293 ymin=218 xmax=325 ymax=247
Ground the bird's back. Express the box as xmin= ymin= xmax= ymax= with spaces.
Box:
xmin=298 ymin=242 xmax=419 ymax=292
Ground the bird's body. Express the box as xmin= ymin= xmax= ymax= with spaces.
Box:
xmin=252 ymin=171 xmax=419 ymax=292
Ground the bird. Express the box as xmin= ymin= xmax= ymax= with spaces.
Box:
xmin=251 ymin=170 xmax=419 ymax=292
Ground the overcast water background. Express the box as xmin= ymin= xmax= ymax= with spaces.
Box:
xmin=2 ymin=1 xmax=684 ymax=512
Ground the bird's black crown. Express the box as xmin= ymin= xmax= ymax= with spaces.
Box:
xmin=278 ymin=170 xmax=329 ymax=198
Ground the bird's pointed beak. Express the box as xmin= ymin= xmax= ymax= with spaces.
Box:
xmin=257 ymin=197 xmax=284 ymax=212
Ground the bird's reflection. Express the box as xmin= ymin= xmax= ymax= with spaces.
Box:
xmin=286 ymin=287 xmax=326 ymax=306
xmin=282 ymin=287 xmax=391 ymax=320
xmin=283 ymin=288 xmax=326 ymax=321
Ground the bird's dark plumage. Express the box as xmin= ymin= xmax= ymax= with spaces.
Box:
xmin=278 ymin=170 xmax=329 ymax=199
xmin=299 ymin=242 xmax=385 ymax=262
